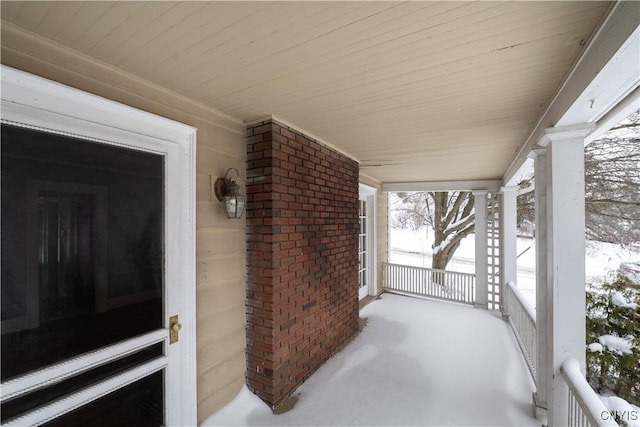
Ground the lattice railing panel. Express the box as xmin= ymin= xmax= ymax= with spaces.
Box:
xmin=487 ymin=192 xmax=501 ymax=310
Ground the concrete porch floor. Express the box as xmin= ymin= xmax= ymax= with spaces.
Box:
xmin=204 ymin=293 xmax=540 ymax=426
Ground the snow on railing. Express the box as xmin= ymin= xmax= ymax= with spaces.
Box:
xmin=560 ymin=358 xmax=618 ymax=427
xmin=503 ymin=281 xmax=537 ymax=378
xmin=382 ymin=262 xmax=475 ymax=305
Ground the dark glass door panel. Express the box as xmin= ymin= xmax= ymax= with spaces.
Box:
xmin=1 ymin=125 xmax=165 ymax=380
xmin=1 ymin=344 xmax=163 ymax=422
xmin=42 ymin=370 xmax=164 ymax=427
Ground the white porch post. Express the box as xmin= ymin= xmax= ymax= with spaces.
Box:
xmin=499 ymin=186 xmax=518 ymax=316
xmin=541 ymin=124 xmax=595 ymax=426
xmin=473 ymin=191 xmax=488 ymax=309
xmin=532 ymin=147 xmax=549 ymax=417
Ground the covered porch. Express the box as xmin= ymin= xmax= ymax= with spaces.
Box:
xmin=0 ymin=1 xmax=638 ymax=426
xmin=205 ymin=293 xmax=538 ymax=426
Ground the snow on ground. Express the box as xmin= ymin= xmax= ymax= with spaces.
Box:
xmin=389 ymin=228 xmax=640 ymax=310
xmin=204 ymin=294 xmax=538 ymax=427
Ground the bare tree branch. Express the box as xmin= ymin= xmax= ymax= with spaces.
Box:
xmin=518 ymin=108 xmax=640 ymax=246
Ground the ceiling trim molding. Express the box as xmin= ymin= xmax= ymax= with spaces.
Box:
xmin=382 ymin=180 xmax=502 ymax=193
xmin=0 ymin=21 xmax=245 ymax=135
xmin=502 ymin=1 xmax=640 ymax=186
xmin=586 ymin=86 xmax=640 ymax=145
xmin=359 ymin=171 xmax=383 ymax=188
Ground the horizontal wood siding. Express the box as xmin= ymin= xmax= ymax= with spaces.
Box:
xmin=0 ymin=29 xmax=247 ymax=424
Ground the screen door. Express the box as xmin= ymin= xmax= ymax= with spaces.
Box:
xmin=1 ymin=125 xmax=173 ymax=426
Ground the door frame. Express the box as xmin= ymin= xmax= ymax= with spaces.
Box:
xmin=358 ymin=184 xmax=377 ymax=300
xmin=1 ymin=65 xmax=197 ymax=425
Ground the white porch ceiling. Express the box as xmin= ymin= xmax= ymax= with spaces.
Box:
xmin=0 ymin=1 xmax=611 ymax=184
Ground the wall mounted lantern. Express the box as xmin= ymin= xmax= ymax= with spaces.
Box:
xmin=214 ymin=168 xmax=245 ymax=219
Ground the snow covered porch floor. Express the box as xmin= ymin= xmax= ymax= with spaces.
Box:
xmin=203 ymin=293 xmax=539 ymax=426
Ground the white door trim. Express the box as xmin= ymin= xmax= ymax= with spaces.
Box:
xmin=1 ymin=65 xmax=197 ymax=426
xmin=359 ymin=184 xmax=377 ymax=300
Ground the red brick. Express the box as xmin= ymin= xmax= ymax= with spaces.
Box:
xmin=246 ymin=119 xmax=359 ymax=409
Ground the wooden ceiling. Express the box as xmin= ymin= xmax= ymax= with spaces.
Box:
xmin=1 ymin=1 xmax=611 ymax=183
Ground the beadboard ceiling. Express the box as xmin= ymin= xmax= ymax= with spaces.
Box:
xmin=0 ymin=1 xmax=611 ymax=184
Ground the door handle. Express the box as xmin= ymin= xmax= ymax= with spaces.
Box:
xmin=169 ymin=315 xmax=181 ymax=344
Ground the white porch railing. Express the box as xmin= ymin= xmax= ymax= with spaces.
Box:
xmin=560 ymin=358 xmax=618 ymax=427
xmin=503 ymin=281 xmax=537 ymax=378
xmin=383 ymin=262 xmax=475 ymax=305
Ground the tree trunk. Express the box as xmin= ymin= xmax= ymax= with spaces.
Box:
xmin=432 ymin=250 xmax=449 ymax=271
xmin=393 ymin=190 xmax=474 ymax=275
xmin=431 ymin=240 xmax=463 ymax=286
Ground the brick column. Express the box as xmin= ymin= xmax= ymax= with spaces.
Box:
xmin=245 ymin=119 xmax=360 ymax=408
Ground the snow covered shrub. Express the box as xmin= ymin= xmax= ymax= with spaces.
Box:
xmin=586 ymin=276 xmax=640 ymax=408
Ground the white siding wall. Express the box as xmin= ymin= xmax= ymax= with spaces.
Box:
xmin=1 ymin=26 xmax=248 ymax=423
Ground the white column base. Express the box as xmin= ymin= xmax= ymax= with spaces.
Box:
xmin=533 ymin=391 xmax=549 ymax=419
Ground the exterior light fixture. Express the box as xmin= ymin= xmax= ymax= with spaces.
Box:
xmin=214 ymin=168 xmax=245 ymax=219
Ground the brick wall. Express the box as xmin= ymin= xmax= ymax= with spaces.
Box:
xmin=245 ymin=119 xmax=360 ymax=408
